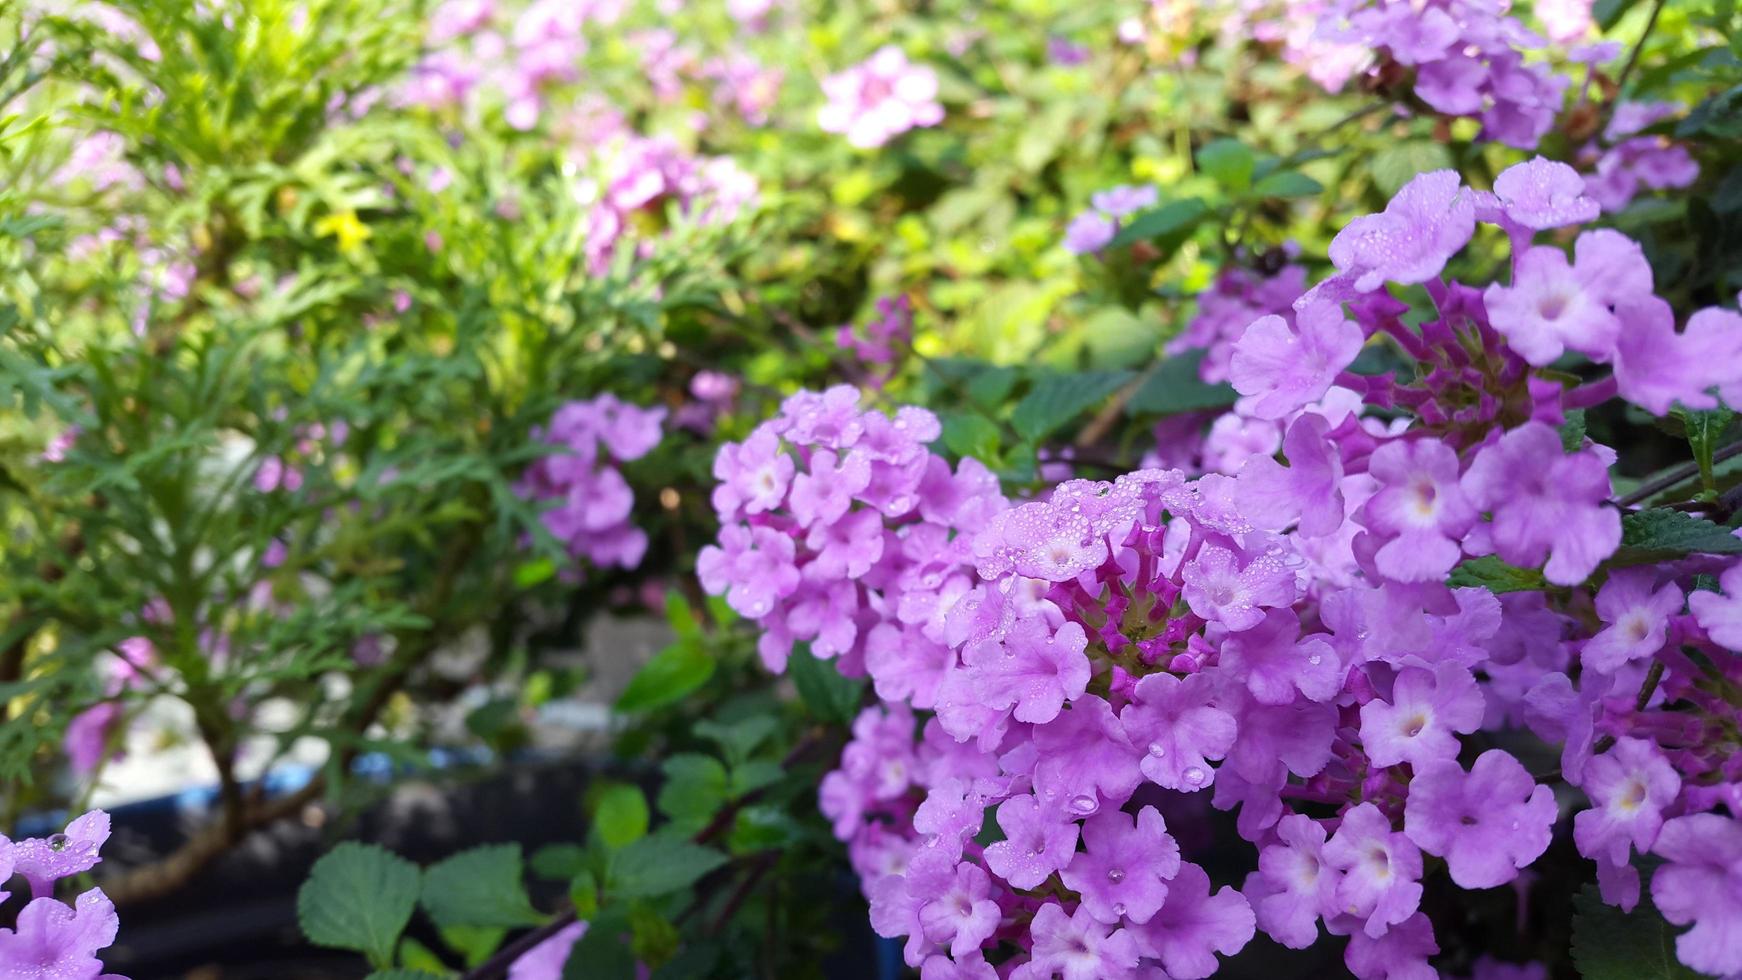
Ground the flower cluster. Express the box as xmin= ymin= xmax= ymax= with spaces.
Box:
xmin=836 ymin=294 xmax=915 ymax=374
xmin=1580 ymin=101 xmax=1701 ymax=212
xmin=816 ymin=46 xmax=944 ymax=149
xmin=517 ymin=395 xmax=665 ymax=573
xmin=1062 ymin=185 xmax=1158 ymax=255
xmin=710 ymin=155 xmax=1742 ymax=978
xmin=0 ymin=810 xmax=126 ymax=979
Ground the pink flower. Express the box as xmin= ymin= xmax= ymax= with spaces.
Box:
xmin=1460 ymin=422 xmax=1620 ymax=586
xmin=1060 ymin=806 xmax=1180 ymax=925
xmin=1403 ymin=749 xmax=1555 ymax=889
xmin=983 ymin=794 xmax=1080 ymax=889
xmin=1328 ymin=171 xmax=1475 ymax=293
xmin=1691 ymin=559 xmax=1742 ymax=651
xmin=1025 ymin=901 xmax=1141 ymax=980
xmin=1574 ymin=737 xmax=1679 ymax=868
xmin=1582 ymin=570 xmax=1682 ymax=673
xmin=1360 ymin=437 xmax=1477 ymax=583
xmin=1120 ymin=672 xmax=1238 ymax=792
xmin=1651 ymin=813 xmax=1742 ymax=976
xmin=1229 ymin=301 xmax=1364 ymax=420
xmin=1130 ymin=862 xmax=1254 ymax=979
xmin=817 ymin=46 xmax=944 ymax=149
xmin=1324 ymin=803 xmax=1423 ymax=938
xmin=1359 ymin=663 xmax=1484 ymax=769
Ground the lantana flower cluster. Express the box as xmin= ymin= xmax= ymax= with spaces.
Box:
xmin=706 ymin=156 xmax=1742 ymax=978
xmin=0 ymin=810 xmax=126 ymax=979
xmin=517 ymin=395 xmax=665 ymax=573
xmin=816 ymin=46 xmax=944 ymax=149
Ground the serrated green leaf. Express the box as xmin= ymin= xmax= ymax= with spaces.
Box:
xmin=1127 ymin=351 xmax=1239 ymax=415
xmin=616 ymin=641 xmax=714 ymax=713
xmin=1109 ymin=198 xmax=1210 ymax=249
xmin=1561 ymin=409 xmax=1588 ymax=452
xmin=1198 ymin=138 xmax=1256 ymax=191
xmin=1447 ymin=556 xmax=1547 ymax=593
xmin=657 ymin=754 xmax=729 ymax=828
xmin=1678 ymin=406 xmax=1735 ymax=493
xmin=787 ymin=647 xmax=866 ymax=725
xmin=1250 ymin=170 xmax=1323 ymax=199
xmin=592 ymin=783 xmax=650 ymax=850
xmin=1613 ymin=509 xmax=1742 ymax=565
xmin=1010 ymin=370 xmax=1134 ymax=443
xmin=1571 ymin=882 xmax=1702 ymax=980
xmin=608 ymin=835 xmax=728 ymax=899
xmin=942 ymin=412 xmax=1001 ymax=463
xmin=298 ymin=842 xmax=421 ymax=967
xmin=420 ymin=844 xmax=544 ymax=929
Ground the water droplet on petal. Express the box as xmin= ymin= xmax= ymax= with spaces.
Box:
xmin=1184 ymin=766 xmax=1206 ymax=785
xmin=47 ymin=833 xmax=69 ymax=852
xmin=1148 ymin=742 xmax=1167 ymax=758
xmin=1111 ymin=902 xmax=1127 ymax=917
xmin=1069 ymin=794 xmax=1098 ymax=815
xmin=1106 ymin=868 xmax=1125 ymax=883
xmin=1308 ymin=654 xmax=1322 ymax=665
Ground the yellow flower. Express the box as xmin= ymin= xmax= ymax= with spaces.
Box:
xmin=314 ymin=209 xmax=371 ymax=255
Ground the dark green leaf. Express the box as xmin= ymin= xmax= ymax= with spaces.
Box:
xmin=1614 ymin=509 xmax=1742 ymax=565
xmin=565 ymin=907 xmax=635 ymax=980
xmin=1570 ymin=882 xmax=1702 ymax=980
xmin=649 ymin=941 xmax=724 ymax=980
xmin=365 ymin=972 xmax=445 ymax=980
xmin=694 ymin=716 xmax=779 ymax=761
xmin=608 ymin=835 xmax=728 ymax=899
xmin=656 ymin=754 xmax=729 ymax=828
xmin=1678 ymin=85 xmax=1742 ymax=140
xmin=942 ymin=413 xmax=1002 ymax=463
xmin=1560 ymin=409 xmax=1588 ymax=452
xmin=787 ymin=647 xmax=866 ymax=725
xmin=298 ymin=842 xmax=421 ymax=967
xmin=420 ymin=844 xmax=544 ymax=929
xmin=1198 ymin=138 xmax=1256 ymax=191
xmin=1677 ymin=406 xmax=1735 ymax=493
xmin=1108 ymin=198 xmax=1210 ymax=249
xmin=1126 ymin=351 xmax=1239 ymax=415
xmin=1372 ymin=142 xmax=1454 ymax=196
xmin=592 ymin=783 xmax=650 ymax=850
xmin=616 ymin=641 xmax=714 ymax=713
xmin=1447 ymin=556 xmax=1547 ymax=594
xmin=531 ymin=843 xmax=589 ymax=880
xmin=967 ymin=365 xmax=1021 ymax=407
xmin=1250 ymin=170 xmax=1323 ymax=199
xmin=1010 ymin=370 xmax=1134 ymax=443
xmin=1593 ymin=0 xmax=1641 ymax=30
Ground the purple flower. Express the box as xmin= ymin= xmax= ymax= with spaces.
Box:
xmin=1130 ymin=862 xmax=1254 ymax=979
xmin=963 ymin=620 xmax=1090 ymax=725
xmin=1483 ymin=233 xmax=1647 ymax=365
xmin=1323 ymin=803 xmax=1423 ymax=938
xmin=975 ymin=502 xmax=1108 ymax=582
xmin=917 ymin=861 xmax=1001 ymax=959
xmin=1025 ymin=901 xmax=1140 ymax=980
xmin=1614 ymin=298 xmax=1742 ymax=416
xmin=12 ymin=811 xmax=110 ymax=900
xmin=1328 ymin=171 xmax=1475 ymax=293
xmin=1582 ymin=570 xmax=1681 ymax=673
xmin=1060 ymin=806 xmax=1180 ymax=924
xmin=1651 ymin=813 xmax=1742 ymax=977
xmin=1090 ymin=185 xmax=1158 ymax=218
xmin=1218 ymin=608 xmax=1341 ymax=705
xmin=0 ymin=888 xmax=121 ymax=980
xmin=1359 ymin=663 xmax=1484 ymax=769
xmin=1460 ymin=422 xmax=1620 ymax=586
xmin=983 ymin=794 xmax=1080 ymax=889
xmin=1182 ymin=543 xmax=1298 ymax=632
xmin=1063 ymin=211 xmax=1118 ymax=255
xmin=1029 ymin=696 xmax=1143 ymax=815
xmin=1483 ymin=157 xmax=1600 ymax=232
xmin=1120 ymin=671 xmax=1238 ymax=792
xmin=1690 ymin=559 xmax=1742 ymax=651
xmin=1230 ymin=300 xmax=1364 ymax=420
xmin=1248 ymin=813 xmax=1337 ymax=948
xmin=1343 ymin=910 xmax=1438 ymax=980
xmin=696 ymin=523 xmax=800 ymax=620
xmin=817 ymin=46 xmax=944 ymax=149
xmin=1360 ymin=437 xmax=1477 ymax=583
xmin=508 ymin=920 xmax=587 ymax=980
xmin=1403 ymin=749 xmax=1555 ymax=889
xmin=1574 ymin=737 xmax=1679 ymax=868
xmin=1236 ymin=414 xmax=1346 ymax=537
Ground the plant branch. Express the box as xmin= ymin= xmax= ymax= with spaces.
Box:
xmin=1615 ymin=440 xmax=1742 ymax=508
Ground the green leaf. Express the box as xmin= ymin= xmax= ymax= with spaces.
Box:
xmin=1678 ymin=406 xmax=1735 ymax=493
xmin=1250 ymin=170 xmax=1323 ymax=199
xmin=1678 ymin=85 xmax=1742 ymax=141
xmin=787 ymin=647 xmax=866 ymax=725
xmin=592 ymin=783 xmax=650 ymax=850
xmin=1109 ymin=198 xmax=1210 ymax=249
xmin=695 ymin=716 xmax=780 ymax=761
xmin=1614 ymin=509 xmax=1742 ymax=565
xmin=616 ymin=641 xmax=714 ymax=713
xmin=1560 ymin=409 xmax=1588 ymax=452
xmin=420 ymin=844 xmax=544 ymax=929
xmin=1372 ymin=142 xmax=1454 ymax=196
xmin=565 ymin=907 xmax=635 ymax=980
xmin=1198 ymin=138 xmax=1256 ymax=191
xmin=439 ymin=924 xmax=507 ymax=968
xmin=1571 ymin=882 xmax=1702 ymax=980
xmin=657 ymin=754 xmax=729 ymax=828
xmin=297 ymin=842 xmax=421 ymax=968
xmin=1593 ymin=0 xmax=1642 ymax=29
xmin=365 ymin=972 xmax=446 ymax=980
xmin=664 ymin=590 xmax=702 ymax=639
xmin=608 ymin=835 xmax=728 ymax=899
xmin=967 ymin=365 xmax=1020 ymax=407
xmin=649 ymin=941 xmax=724 ymax=980
xmin=530 ymin=843 xmax=589 ymax=880
xmin=942 ymin=413 xmax=1002 ymax=463
xmin=1126 ymin=351 xmax=1239 ymax=415
xmin=1010 ymin=370 xmax=1134 ymax=443
xmin=1447 ymin=556 xmax=1547 ymax=594
xmin=513 ymin=557 xmax=557 ymax=589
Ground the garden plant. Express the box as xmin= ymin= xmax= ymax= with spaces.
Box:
xmin=3 ymin=0 xmax=1742 ymax=978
